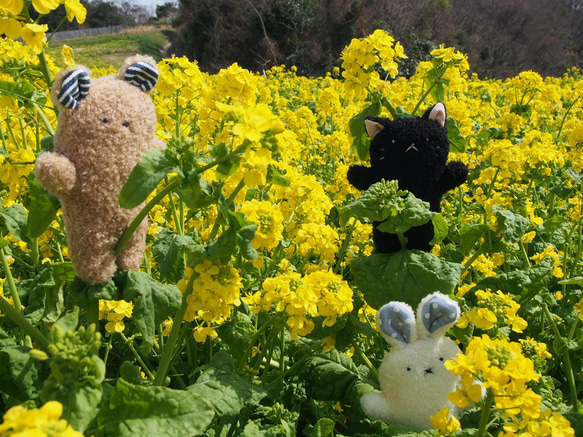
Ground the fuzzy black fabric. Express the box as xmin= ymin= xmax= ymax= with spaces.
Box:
xmin=347 ymin=104 xmax=468 ymax=253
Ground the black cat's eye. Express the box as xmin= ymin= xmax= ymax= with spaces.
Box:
xmin=122 ymin=121 xmax=130 ymax=127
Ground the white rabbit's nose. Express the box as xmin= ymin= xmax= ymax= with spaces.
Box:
xmin=424 ymin=368 xmax=434 ymax=375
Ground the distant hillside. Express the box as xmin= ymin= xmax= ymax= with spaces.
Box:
xmin=45 ymin=27 xmax=169 ymax=69
xmin=168 ymin=0 xmax=583 ymax=78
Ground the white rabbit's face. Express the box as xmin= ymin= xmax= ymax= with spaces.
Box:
xmin=380 ymin=337 xmax=461 ymax=392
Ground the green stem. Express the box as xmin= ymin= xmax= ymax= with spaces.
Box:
xmin=115 ymin=177 xmax=182 ymax=257
xmin=352 ymin=341 xmax=379 ymax=380
xmin=1 ymin=246 xmax=22 ymax=313
xmin=476 ymin=389 xmax=494 ymax=437
xmin=120 ymin=333 xmax=156 ymax=381
xmin=154 ymin=272 xmax=197 ymax=386
xmin=543 ymin=305 xmax=579 ymax=412
xmin=0 ymin=295 xmax=50 ymax=352
xmin=87 ymin=299 xmax=100 ymax=328
xmin=33 ymin=103 xmax=55 ymax=136
xmin=238 ymin=313 xmax=279 ymax=373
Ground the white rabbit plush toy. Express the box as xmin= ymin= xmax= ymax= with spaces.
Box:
xmin=361 ymin=292 xmax=462 ymax=429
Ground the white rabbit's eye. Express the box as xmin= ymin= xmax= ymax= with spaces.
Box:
xmin=406 ymin=367 xmax=411 ymax=371
xmin=439 ymin=357 xmax=444 ymax=362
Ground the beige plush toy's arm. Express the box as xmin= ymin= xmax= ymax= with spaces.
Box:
xmin=151 ymin=138 xmax=166 ymax=150
xmin=35 ymin=152 xmax=77 ymax=197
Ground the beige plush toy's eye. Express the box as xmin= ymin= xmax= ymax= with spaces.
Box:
xmin=122 ymin=121 xmax=130 ymax=127
xmin=102 ymin=118 xmax=108 ymax=123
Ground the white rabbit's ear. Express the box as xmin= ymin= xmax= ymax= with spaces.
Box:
xmin=417 ymin=292 xmax=460 ymax=339
xmin=376 ymin=301 xmax=417 ymax=348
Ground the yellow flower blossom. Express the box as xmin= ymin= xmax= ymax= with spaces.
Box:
xmin=0 ymin=401 xmax=83 ymax=436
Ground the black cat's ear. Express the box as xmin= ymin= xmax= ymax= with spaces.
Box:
xmin=424 ymin=102 xmax=447 ymax=127
xmin=364 ymin=119 xmax=385 ymax=140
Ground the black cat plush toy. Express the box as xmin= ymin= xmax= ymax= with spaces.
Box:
xmin=347 ymin=103 xmax=468 ymax=253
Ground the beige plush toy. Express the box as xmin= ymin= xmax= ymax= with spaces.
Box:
xmin=35 ymin=55 xmax=164 ymax=284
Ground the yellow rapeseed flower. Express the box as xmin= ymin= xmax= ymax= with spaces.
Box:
xmin=0 ymin=401 xmax=83 ymax=436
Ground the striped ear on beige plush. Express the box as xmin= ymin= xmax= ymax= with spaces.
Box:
xmin=123 ymin=61 xmax=158 ymax=92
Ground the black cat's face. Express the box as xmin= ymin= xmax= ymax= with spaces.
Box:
xmin=366 ymin=105 xmax=450 ymax=180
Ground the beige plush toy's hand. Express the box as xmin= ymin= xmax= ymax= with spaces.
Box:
xmin=152 ymin=138 xmax=166 ymax=150
xmin=35 ymin=152 xmax=77 ymax=197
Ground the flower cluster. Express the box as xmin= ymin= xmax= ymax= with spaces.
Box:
xmin=446 ymin=335 xmax=573 ymax=435
xmin=243 ymin=269 xmax=353 ymax=339
xmin=340 ymin=29 xmax=406 ymax=99
xmin=0 ymin=401 xmax=83 ymax=436
xmin=99 ymin=299 xmax=134 ymax=334
xmin=179 ymin=260 xmax=243 ymax=342
xmin=0 ymin=0 xmax=86 ymax=53
xmin=458 ymin=289 xmax=527 ymax=333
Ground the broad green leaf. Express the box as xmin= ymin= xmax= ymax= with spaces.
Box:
xmin=446 ymin=116 xmax=467 ymax=153
xmin=152 ymin=229 xmax=198 ymax=281
xmin=174 ymin=173 xmax=214 ymax=210
xmin=306 ymin=418 xmax=335 ymax=437
xmin=42 ymin=379 xmax=102 ymax=433
xmin=1 ymin=203 xmax=30 ymax=243
xmin=492 ymin=205 xmax=529 ymax=244
xmin=23 ymin=266 xmax=64 ymax=324
xmin=193 ymin=350 xmax=268 ymax=416
xmin=236 ymin=224 xmax=259 ymax=260
xmin=476 ymin=257 xmax=554 ymax=299
xmin=349 ymin=99 xmax=382 ymax=161
xmin=206 ymin=227 xmax=237 ymax=261
xmin=93 ymin=379 xmax=214 ymax=437
xmin=430 ymin=213 xmax=449 ymax=244
xmin=301 ymin=352 xmax=375 ymax=415
xmin=559 ymin=276 xmax=583 ymax=286
xmin=119 ymin=148 xmax=183 ymax=209
xmin=266 ymin=164 xmax=290 ymax=187
xmin=0 ymin=346 xmax=43 ymax=402
xmin=118 ymin=271 xmax=182 ymax=350
xmin=338 ymin=180 xmax=407 ymax=226
xmin=26 ymin=173 xmax=60 ymax=238
xmin=376 ymin=196 xmax=434 ymax=234
xmin=351 ymin=251 xmax=464 ymax=309
xmin=0 ymin=80 xmax=47 ymax=109
xmin=66 ymin=277 xmax=119 ymax=310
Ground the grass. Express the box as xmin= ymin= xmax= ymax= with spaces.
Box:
xmin=45 ymin=28 xmax=171 ymax=69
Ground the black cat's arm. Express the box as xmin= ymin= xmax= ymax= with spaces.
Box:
xmin=438 ymin=161 xmax=469 ymax=194
xmin=347 ymin=165 xmax=379 ymax=191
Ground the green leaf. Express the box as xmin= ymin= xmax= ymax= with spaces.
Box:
xmin=266 ymin=164 xmax=290 ymax=187
xmin=119 ymin=148 xmax=183 ymax=209
xmin=376 ymin=196 xmax=434 ymax=234
xmin=349 ymin=99 xmax=382 ymax=161
xmin=49 ymin=307 xmax=80 ymax=343
xmin=66 ymin=277 xmax=119 ymax=310
xmin=446 ymin=116 xmax=467 ymax=153
xmin=236 ymin=224 xmax=259 ymax=260
xmin=430 ymin=213 xmax=449 ymax=245
xmin=338 ymin=179 xmax=407 ymax=226
xmin=301 ymin=351 xmax=374 ymax=416
xmin=26 ymin=173 xmax=60 ymax=238
xmin=1 ymin=203 xmax=30 ymax=243
xmin=23 ymin=266 xmax=64 ymax=324
xmin=151 ymin=229 xmax=198 ymax=281
xmin=93 ymin=379 xmax=215 ymax=437
xmin=307 ymin=418 xmax=335 ymax=437
xmin=174 ymin=174 xmax=214 ymax=210
xmin=42 ymin=379 xmax=103 ymax=433
xmin=559 ymin=276 xmax=583 ymax=286
xmin=0 ymin=80 xmax=47 ymax=109
xmin=193 ymin=350 xmax=268 ymax=416
xmin=351 ymin=251 xmax=464 ymax=309
xmin=492 ymin=205 xmax=529 ymax=244
xmin=476 ymin=257 xmax=554 ymax=299
xmin=0 ymin=346 xmax=43 ymax=402
xmin=118 ymin=271 xmax=182 ymax=351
